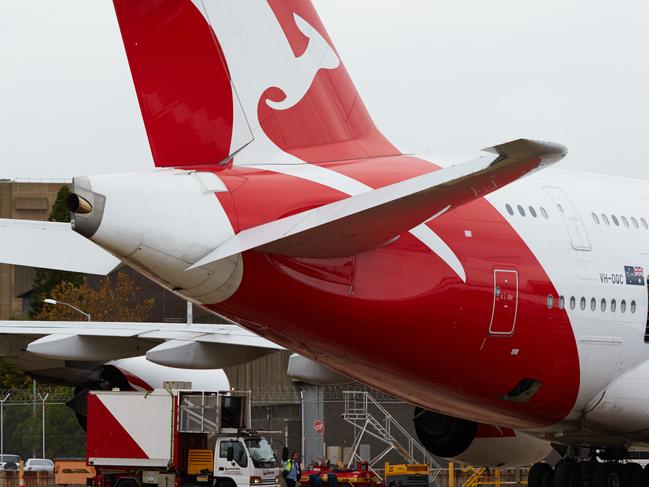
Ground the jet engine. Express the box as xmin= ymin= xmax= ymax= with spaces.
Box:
xmin=65 ymin=365 xmax=133 ymax=430
xmin=65 ymin=357 xmax=229 ymax=430
xmin=414 ymin=408 xmax=552 ymax=467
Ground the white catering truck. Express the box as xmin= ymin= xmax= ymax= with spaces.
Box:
xmin=86 ymin=388 xmax=280 ymax=487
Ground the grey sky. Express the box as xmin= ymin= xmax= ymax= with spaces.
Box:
xmin=1 ymin=1 xmax=648 ymax=179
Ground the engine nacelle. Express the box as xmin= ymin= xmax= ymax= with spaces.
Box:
xmin=414 ymin=408 xmax=552 ymax=467
xmin=67 ymin=356 xmax=230 ymax=430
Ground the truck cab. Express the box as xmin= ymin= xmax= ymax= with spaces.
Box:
xmin=215 ymin=436 xmax=279 ymax=487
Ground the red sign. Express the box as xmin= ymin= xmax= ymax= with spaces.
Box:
xmin=313 ymin=420 xmax=325 ymax=434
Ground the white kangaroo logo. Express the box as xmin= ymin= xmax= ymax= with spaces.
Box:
xmin=265 ymin=14 xmax=340 ymax=111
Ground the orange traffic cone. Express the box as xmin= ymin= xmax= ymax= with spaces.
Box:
xmin=19 ymin=460 xmax=25 ymax=487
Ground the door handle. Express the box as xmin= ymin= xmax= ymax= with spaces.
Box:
xmin=219 ymin=467 xmax=224 ymax=471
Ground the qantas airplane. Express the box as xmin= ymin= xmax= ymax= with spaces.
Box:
xmin=0 ymin=318 xmax=280 ymax=427
xmin=1 ymin=1 xmax=649 ymax=487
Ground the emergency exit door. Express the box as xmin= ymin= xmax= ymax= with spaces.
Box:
xmin=489 ymin=270 xmax=518 ymax=335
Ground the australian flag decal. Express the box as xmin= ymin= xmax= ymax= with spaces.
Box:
xmin=625 ymin=266 xmax=645 ymax=286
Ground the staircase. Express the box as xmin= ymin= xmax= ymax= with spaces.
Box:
xmin=342 ymin=391 xmax=441 ymax=483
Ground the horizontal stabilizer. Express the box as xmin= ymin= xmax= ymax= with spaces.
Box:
xmin=0 ymin=219 xmax=120 ymax=274
xmin=190 ymin=139 xmax=566 ymax=267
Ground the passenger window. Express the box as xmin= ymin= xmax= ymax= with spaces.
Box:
xmin=611 ymin=215 xmax=619 ymax=226
xmin=570 ymin=296 xmax=576 ymax=310
xmin=518 ymin=205 xmax=526 ymax=217
xmin=642 ymin=218 xmax=648 ymax=230
xmin=547 ymin=295 xmax=554 ymax=309
xmin=621 ymin=300 xmax=627 ymax=313
xmin=559 ymin=295 xmax=565 ymax=310
xmin=592 ymin=213 xmax=600 ymax=224
xmin=611 ymin=299 xmax=616 ymax=312
xmin=631 ymin=300 xmax=637 ymax=313
xmin=540 ymin=207 xmax=548 ymax=219
xmin=600 ymin=298 xmax=606 ymax=312
xmin=621 ymin=216 xmax=629 ymax=227
xmin=590 ymin=298 xmax=596 ymax=311
xmin=529 ymin=206 xmax=537 ymax=218
xmin=632 ymin=217 xmax=639 ymax=228
xmin=601 ymin=214 xmax=610 ymax=225
xmin=580 ymin=297 xmax=586 ymax=310
xmin=506 ymin=204 xmax=514 ymax=216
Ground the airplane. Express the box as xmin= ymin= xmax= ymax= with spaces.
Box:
xmin=1 ymin=1 xmax=648 ymax=486
xmin=0 ymin=318 xmax=282 ymax=427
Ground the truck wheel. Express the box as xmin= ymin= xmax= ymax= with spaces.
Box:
xmin=216 ymin=480 xmax=236 ymax=487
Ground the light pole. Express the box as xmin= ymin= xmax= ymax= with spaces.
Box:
xmin=43 ymin=299 xmax=91 ymax=321
xmin=0 ymin=393 xmax=10 ymax=460
xmin=37 ymin=393 xmax=48 ymax=458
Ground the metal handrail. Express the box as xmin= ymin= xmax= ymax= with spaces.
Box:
xmin=342 ymin=391 xmax=441 ymax=482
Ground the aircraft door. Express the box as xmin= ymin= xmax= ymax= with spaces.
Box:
xmin=543 ymin=186 xmax=592 ymax=251
xmin=489 ymin=269 xmax=518 ymax=335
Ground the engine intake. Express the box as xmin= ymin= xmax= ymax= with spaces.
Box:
xmin=413 ymin=407 xmax=477 ymax=458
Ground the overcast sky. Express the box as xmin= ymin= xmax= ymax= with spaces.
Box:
xmin=1 ymin=0 xmax=648 ymax=179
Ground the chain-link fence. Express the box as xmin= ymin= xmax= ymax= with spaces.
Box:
xmin=0 ymin=386 xmax=84 ymax=460
xmin=0 ymin=384 xmax=417 ymax=471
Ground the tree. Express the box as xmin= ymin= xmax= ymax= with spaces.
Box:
xmin=0 ymin=361 xmax=31 ymax=390
xmin=34 ymin=272 xmax=154 ymax=322
xmin=30 ymin=186 xmax=83 ymax=317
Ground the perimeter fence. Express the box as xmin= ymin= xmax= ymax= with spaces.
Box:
xmin=0 ymin=384 xmax=415 ymax=469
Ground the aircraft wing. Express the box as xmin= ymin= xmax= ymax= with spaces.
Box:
xmin=0 ymin=321 xmax=283 ymax=369
xmin=0 ymin=219 xmax=120 ymax=274
xmin=191 ymin=138 xmax=565 ymax=267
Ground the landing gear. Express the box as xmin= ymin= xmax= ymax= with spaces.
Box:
xmin=529 ymin=462 xmax=554 ymax=487
xmin=621 ymin=463 xmax=643 ymax=487
xmin=554 ymin=462 xmax=581 ymax=487
xmin=592 ymin=463 xmax=621 ymax=487
xmin=529 ymin=461 xmax=648 ymax=487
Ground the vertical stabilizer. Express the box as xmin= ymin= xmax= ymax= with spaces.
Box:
xmin=113 ymin=0 xmax=398 ymax=167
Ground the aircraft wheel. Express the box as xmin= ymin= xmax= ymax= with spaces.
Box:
xmin=641 ymin=463 xmax=649 ymax=487
xmin=621 ymin=463 xmax=643 ymax=487
xmin=529 ymin=462 xmax=554 ymax=487
xmin=592 ymin=463 xmax=621 ymax=487
xmin=580 ymin=462 xmax=599 ymax=485
xmin=554 ymin=462 xmax=581 ymax=487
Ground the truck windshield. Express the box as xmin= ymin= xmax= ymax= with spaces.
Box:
xmin=244 ymin=438 xmax=277 ymax=468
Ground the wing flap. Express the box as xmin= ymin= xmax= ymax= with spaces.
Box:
xmin=0 ymin=219 xmax=121 ymax=274
xmin=190 ymin=138 xmax=566 ymax=267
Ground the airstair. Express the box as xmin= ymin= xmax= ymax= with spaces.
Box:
xmin=342 ymin=391 xmax=441 ymax=483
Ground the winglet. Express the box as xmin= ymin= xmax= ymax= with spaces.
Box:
xmin=485 ymin=139 xmax=567 ymax=168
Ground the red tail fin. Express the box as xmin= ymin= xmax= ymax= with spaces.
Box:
xmin=113 ymin=1 xmax=238 ymax=167
xmin=113 ymin=0 xmax=398 ymax=168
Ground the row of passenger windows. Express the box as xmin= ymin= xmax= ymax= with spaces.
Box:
xmin=505 ymin=204 xmax=548 ymax=219
xmin=592 ymin=213 xmax=648 ymax=229
xmin=547 ymin=295 xmax=637 ymax=313
xmin=505 ymin=202 xmax=649 ymax=231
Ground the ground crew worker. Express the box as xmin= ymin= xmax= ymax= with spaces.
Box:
xmin=284 ymin=452 xmax=302 ymax=487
